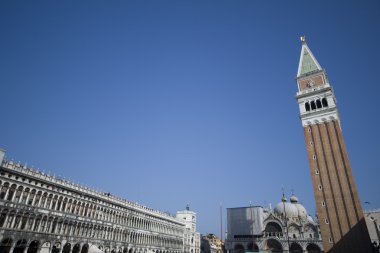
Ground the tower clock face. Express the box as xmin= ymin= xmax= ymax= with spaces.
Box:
xmin=307 ymin=80 xmax=315 ymax=88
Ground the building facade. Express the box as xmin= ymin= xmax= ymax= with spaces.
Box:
xmin=224 ymin=195 xmax=323 ymax=253
xmin=295 ymin=37 xmax=372 ymax=252
xmin=364 ymin=209 xmax=380 ymax=246
xmin=175 ymin=207 xmax=200 ymax=253
xmin=0 ymin=149 xmax=197 ymax=253
xmin=200 ymin=234 xmax=222 ymax=253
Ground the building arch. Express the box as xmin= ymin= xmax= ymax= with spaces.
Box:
xmin=306 ymin=244 xmax=321 ymax=253
xmin=305 ymin=102 xmax=310 ymax=112
xmin=0 ymin=182 xmax=10 ymax=199
xmin=34 ymin=191 xmax=42 ymax=206
xmin=27 ymin=240 xmax=40 ymax=253
xmin=316 ymin=99 xmax=322 ymax=109
xmin=13 ymin=239 xmax=28 ymax=253
xmin=81 ymin=244 xmax=89 ymax=253
xmin=63 ymin=243 xmax=71 ymax=253
xmin=14 ymin=186 xmax=23 ymax=203
xmin=0 ymin=209 xmax=7 ymax=227
xmin=7 ymin=184 xmax=17 ymax=201
xmin=0 ymin=238 xmax=13 ymax=253
xmin=289 ymin=243 xmax=302 ymax=253
xmin=234 ymin=244 xmax=244 ymax=253
xmin=247 ymin=242 xmax=259 ymax=252
xmin=263 ymin=239 xmax=282 ymax=252
xmin=264 ymin=221 xmax=283 ymax=236
xmin=40 ymin=241 xmax=51 ymax=253
xmin=322 ymin=98 xmax=328 ymax=107
xmin=73 ymin=243 xmax=81 ymax=253
xmin=51 ymin=242 xmax=61 ymax=253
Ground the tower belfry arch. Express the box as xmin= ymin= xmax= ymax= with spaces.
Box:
xmin=294 ymin=36 xmax=372 ymax=253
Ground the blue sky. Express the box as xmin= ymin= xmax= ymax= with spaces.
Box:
xmin=1 ymin=1 xmax=379 ymax=236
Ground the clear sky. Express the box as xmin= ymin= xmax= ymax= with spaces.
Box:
xmin=1 ymin=1 xmax=379 ymax=237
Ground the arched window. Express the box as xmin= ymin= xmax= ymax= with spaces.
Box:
xmin=0 ymin=210 xmax=8 ymax=227
xmin=33 ymin=216 xmax=41 ymax=231
xmin=311 ymin=101 xmax=316 ymax=110
xmin=62 ymin=198 xmax=68 ymax=212
xmin=33 ymin=191 xmax=42 ymax=206
xmin=7 ymin=211 xmax=15 ymax=228
xmin=51 ymin=195 xmax=58 ymax=210
xmin=0 ymin=183 xmax=9 ymax=199
xmin=7 ymin=184 xmax=17 ymax=201
xmin=15 ymin=186 xmax=23 ymax=203
xmin=20 ymin=213 xmax=29 ymax=230
xmin=322 ymin=98 xmax=328 ymax=107
xmin=40 ymin=216 xmax=47 ymax=232
xmin=21 ymin=188 xmax=30 ymax=204
xmin=27 ymin=190 xmax=36 ymax=205
xmin=40 ymin=193 xmax=47 ymax=207
xmin=46 ymin=194 xmax=53 ymax=208
xmin=305 ymin=102 xmax=310 ymax=111
xmin=57 ymin=196 xmax=63 ymax=211
xmin=13 ymin=214 xmax=22 ymax=229
xmin=27 ymin=215 xmax=35 ymax=230
xmin=316 ymin=99 xmax=322 ymax=109
xmin=71 ymin=201 xmax=77 ymax=213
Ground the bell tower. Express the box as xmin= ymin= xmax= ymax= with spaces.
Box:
xmin=295 ymin=36 xmax=372 ymax=253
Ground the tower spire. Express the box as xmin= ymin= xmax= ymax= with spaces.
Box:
xmin=297 ymin=36 xmax=322 ymax=78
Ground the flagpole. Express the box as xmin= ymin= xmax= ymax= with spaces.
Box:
xmin=220 ymin=202 xmax=223 ymax=251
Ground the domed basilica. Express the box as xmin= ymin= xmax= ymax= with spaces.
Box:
xmin=225 ymin=195 xmax=323 ymax=253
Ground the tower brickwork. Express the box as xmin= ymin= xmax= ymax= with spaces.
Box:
xmin=295 ymin=38 xmax=372 ymax=252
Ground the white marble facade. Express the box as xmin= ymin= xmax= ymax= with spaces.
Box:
xmin=0 ymin=149 xmax=199 ymax=253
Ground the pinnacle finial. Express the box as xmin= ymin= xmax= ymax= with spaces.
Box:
xmin=300 ymin=35 xmax=306 ymax=43
xmin=281 ymin=187 xmax=287 ymax=202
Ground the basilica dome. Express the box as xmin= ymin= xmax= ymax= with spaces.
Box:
xmin=307 ymin=215 xmax=315 ymax=224
xmin=274 ymin=195 xmax=309 ymax=220
xmin=274 ymin=197 xmax=299 ymax=218
xmin=294 ymin=203 xmax=308 ymax=220
xmin=290 ymin=194 xmax=308 ymax=220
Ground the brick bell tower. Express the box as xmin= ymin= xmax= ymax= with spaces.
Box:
xmin=295 ymin=36 xmax=372 ymax=253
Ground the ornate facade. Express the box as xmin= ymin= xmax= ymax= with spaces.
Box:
xmin=0 ymin=149 xmax=197 ymax=253
xmin=225 ymin=195 xmax=323 ymax=253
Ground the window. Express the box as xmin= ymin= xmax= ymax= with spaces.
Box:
xmin=322 ymin=201 xmax=326 ymax=207
xmin=329 ymin=237 xmax=333 ymax=243
xmin=315 ymin=169 xmax=319 ymax=175
xmin=7 ymin=184 xmax=16 ymax=201
xmin=305 ymin=102 xmax=310 ymax=112
xmin=308 ymin=127 xmax=311 ymax=133
xmin=311 ymin=101 xmax=316 ymax=110
xmin=0 ymin=183 xmax=9 ymax=199
xmin=316 ymin=99 xmax=322 ymax=109
xmin=313 ymin=155 xmax=316 ymax=160
xmin=318 ymin=185 xmax=322 ymax=191
xmin=322 ymin=98 xmax=328 ymax=107
xmin=310 ymin=141 xmax=313 ymax=145
xmin=325 ymin=218 xmax=329 ymax=224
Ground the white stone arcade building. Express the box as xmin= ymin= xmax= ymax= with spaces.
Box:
xmin=0 ymin=149 xmax=200 ymax=253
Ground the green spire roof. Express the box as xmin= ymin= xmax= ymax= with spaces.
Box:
xmin=297 ymin=40 xmax=322 ymax=77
